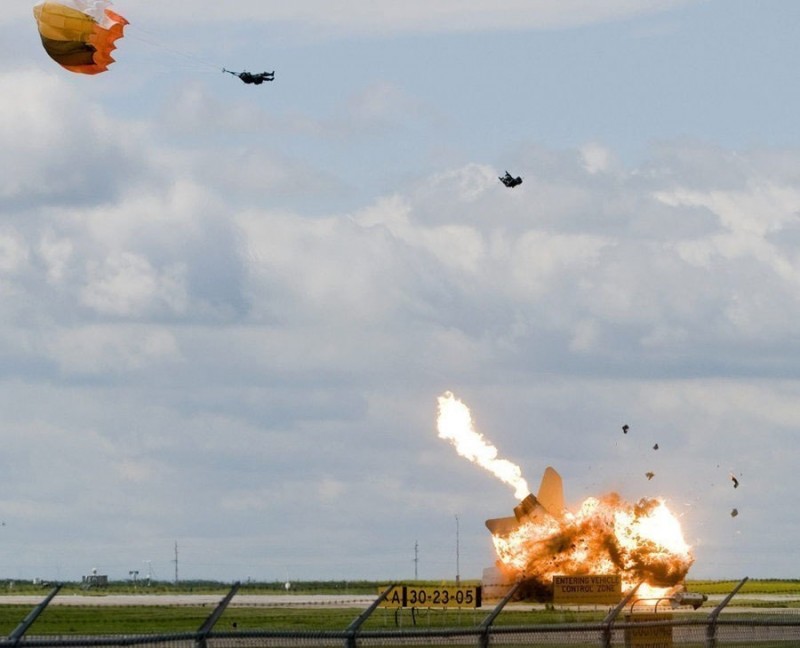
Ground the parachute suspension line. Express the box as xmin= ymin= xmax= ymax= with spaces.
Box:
xmin=128 ymin=29 xmax=219 ymax=71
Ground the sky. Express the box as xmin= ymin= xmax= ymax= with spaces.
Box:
xmin=1 ymin=0 xmax=800 ymax=584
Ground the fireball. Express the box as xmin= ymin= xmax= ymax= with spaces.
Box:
xmin=492 ymin=493 xmax=693 ymax=593
xmin=436 ymin=391 xmax=694 ymax=598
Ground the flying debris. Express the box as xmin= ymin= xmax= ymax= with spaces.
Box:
xmin=653 ymin=443 xmax=659 ymax=450
xmin=731 ymin=508 xmax=739 ymax=518
xmin=223 ymin=68 xmax=275 ymax=84
xmin=730 ymin=474 xmax=739 ymax=489
xmin=499 ymin=171 xmax=523 ymax=188
xmin=33 ymin=0 xmax=128 ymax=74
xmin=646 ymin=471 xmax=655 ymax=480
xmin=622 ymin=424 xmax=629 ymax=434
xmin=670 ymin=589 xmax=708 ymax=610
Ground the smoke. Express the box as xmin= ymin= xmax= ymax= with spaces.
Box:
xmin=436 ymin=391 xmax=530 ymax=499
xmin=435 ymin=391 xmax=693 ymax=595
xmin=493 ymin=494 xmax=694 ymax=593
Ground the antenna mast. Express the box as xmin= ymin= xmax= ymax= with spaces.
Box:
xmin=173 ymin=541 xmax=179 ymax=584
xmin=455 ymin=515 xmax=460 ymax=585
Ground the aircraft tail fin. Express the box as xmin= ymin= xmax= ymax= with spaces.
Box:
xmin=485 ymin=466 xmax=565 ymax=536
xmin=536 ymin=466 xmax=564 ymax=517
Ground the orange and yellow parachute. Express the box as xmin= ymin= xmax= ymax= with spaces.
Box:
xmin=33 ymin=0 xmax=128 ymax=75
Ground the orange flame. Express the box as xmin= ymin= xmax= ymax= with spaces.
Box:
xmin=437 ymin=391 xmax=529 ymax=499
xmin=492 ymin=493 xmax=693 ymax=593
xmin=436 ymin=391 xmax=694 ymax=597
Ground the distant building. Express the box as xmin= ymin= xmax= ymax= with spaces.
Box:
xmin=82 ymin=568 xmax=108 ymax=588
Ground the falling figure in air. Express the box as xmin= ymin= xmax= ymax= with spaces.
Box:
xmin=223 ymin=68 xmax=275 ymax=84
xmin=622 ymin=424 xmax=629 ymax=434
xmin=731 ymin=508 xmax=739 ymax=518
xmin=646 ymin=472 xmax=655 ymax=480
xmin=653 ymin=443 xmax=659 ymax=450
xmin=730 ymin=473 xmax=739 ymax=489
xmin=499 ymin=171 xmax=523 ymax=188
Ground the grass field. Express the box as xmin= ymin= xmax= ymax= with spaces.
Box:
xmin=688 ymin=579 xmax=800 ymax=595
xmin=0 ymin=605 xmax=632 ymax=635
xmin=0 ymin=579 xmax=796 ymax=636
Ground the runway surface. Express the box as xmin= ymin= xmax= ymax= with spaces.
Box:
xmin=0 ymin=593 xmax=378 ymax=607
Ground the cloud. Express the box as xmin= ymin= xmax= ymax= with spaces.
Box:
xmin=580 ymin=143 xmax=617 ymax=175
xmin=44 ymin=325 xmax=181 ymax=375
xmin=81 ymin=252 xmax=188 ymax=317
xmin=0 ymin=228 xmax=30 ymax=274
xmin=126 ymin=1 xmax=698 ymax=36
xmin=2 ymin=70 xmax=798 ymax=378
xmin=344 ymin=82 xmax=434 ymax=131
xmin=1 ymin=50 xmax=800 ymax=580
xmin=0 ymin=69 xmax=146 ymax=209
xmin=228 ymin=146 xmax=800 ymax=378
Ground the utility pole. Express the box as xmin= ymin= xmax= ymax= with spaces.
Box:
xmin=173 ymin=541 xmax=179 ymax=584
xmin=414 ymin=541 xmax=419 ymax=580
xmin=455 ymin=515 xmax=460 ymax=586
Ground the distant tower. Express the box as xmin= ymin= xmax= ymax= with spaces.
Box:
xmin=455 ymin=515 xmax=460 ymax=586
xmin=173 ymin=541 xmax=179 ymax=584
xmin=414 ymin=541 xmax=419 ymax=580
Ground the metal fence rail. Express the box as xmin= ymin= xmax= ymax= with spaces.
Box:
xmin=7 ymin=618 xmax=800 ymax=648
xmin=4 ymin=579 xmax=800 ymax=647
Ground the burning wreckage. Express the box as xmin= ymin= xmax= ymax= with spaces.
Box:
xmin=481 ymin=465 xmax=696 ymax=603
xmin=435 ymin=391 xmax=699 ymax=606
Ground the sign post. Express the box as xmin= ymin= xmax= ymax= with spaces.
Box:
xmin=624 ymin=613 xmax=674 ymax=648
xmin=380 ymin=585 xmax=482 ymax=609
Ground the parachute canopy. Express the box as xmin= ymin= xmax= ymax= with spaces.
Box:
xmin=33 ymin=0 xmax=128 ymax=75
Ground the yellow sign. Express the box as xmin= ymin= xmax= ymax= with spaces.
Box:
xmin=552 ymin=574 xmax=622 ymax=605
xmin=624 ymin=613 xmax=673 ymax=648
xmin=380 ymin=585 xmax=482 ymax=608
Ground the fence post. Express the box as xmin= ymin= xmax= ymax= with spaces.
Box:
xmin=705 ymin=576 xmax=748 ymax=648
xmin=344 ymin=583 xmax=396 ymax=648
xmin=8 ymin=583 xmax=63 ymax=646
xmin=195 ymin=581 xmax=241 ymax=648
xmin=600 ymin=582 xmax=641 ymax=648
xmin=478 ymin=580 xmax=523 ymax=648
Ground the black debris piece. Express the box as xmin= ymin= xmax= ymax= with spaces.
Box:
xmin=499 ymin=171 xmax=523 ymax=188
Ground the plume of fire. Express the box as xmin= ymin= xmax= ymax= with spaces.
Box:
xmin=436 ymin=391 xmax=529 ymax=500
xmin=436 ymin=391 xmax=694 ymax=596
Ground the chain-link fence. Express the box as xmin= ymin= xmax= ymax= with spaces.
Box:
xmin=3 ymin=580 xmax=800 ymax=648
xmin=7 ymin=617 xmax=800 ymax=648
